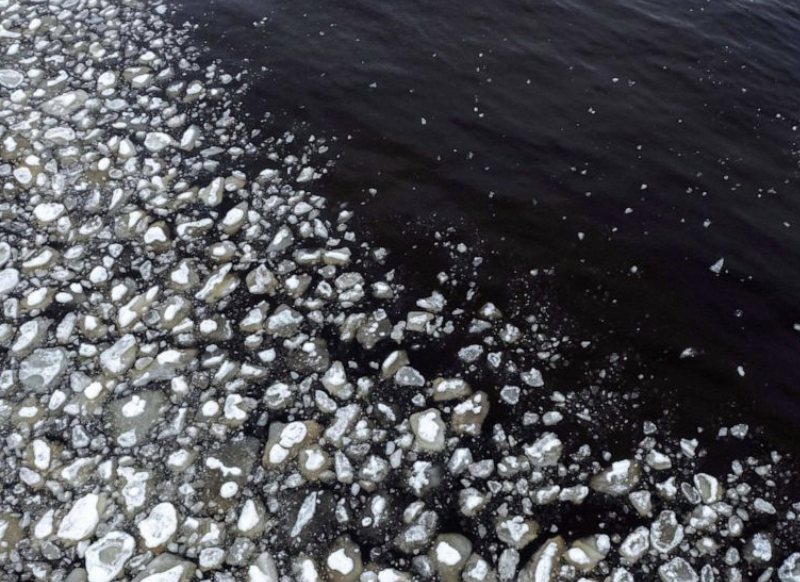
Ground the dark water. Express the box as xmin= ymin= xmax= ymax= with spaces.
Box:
xmin=172 ymin=0 xmax=800 ymax=451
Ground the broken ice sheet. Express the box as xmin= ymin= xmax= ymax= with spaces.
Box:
xmin=0 ymin=0 xmax=796 ymax=581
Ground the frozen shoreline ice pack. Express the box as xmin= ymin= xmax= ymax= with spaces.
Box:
xmin=0 ymin=0 xmax=798 ymax=581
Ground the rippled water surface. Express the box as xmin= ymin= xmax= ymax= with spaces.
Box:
xmin=170 ymin=0 xmax=800 ymax=447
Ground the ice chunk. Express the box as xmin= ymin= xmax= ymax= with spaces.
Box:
xmin=138 ymin=502 xmax=178 ymax=550
xmin=521 ymin=367 xmax=544 ymax=387
xmin=100 ymin=334 xmax=138 ymax=376
xmin=264 ymin=421 xmax=321 ymax=468
xmin=496 ymin=516 xmax=540 ymax=550
xmin=462 ymin=554 xmax=498 ymax=582
xmin=199 ymin=177 xmax=225 ymax=206
xmin=693 ymin=473 xmax=722 ymax=504
xmin=657 ymin=557 xmax=698 ymax=582
xmin=291 ymin=491 xmax=318 ymax=538
xmin=394 ymin=366 xmax=425 ymax=387
xmin=779 ymin=553 xmax=800 ymax=582
xmin=518 ymin=536 xmax=565 ymax=582
xmin=19 ymin=348 xmax=68 ymax=392
xmin=590 ymin=460 xmax=641 ymax=496
xmin=0 ymin=69 xmax=24 ymax=89
xmin=564 ymin=534 xmax=610 ymax=573
xmin=743 ymin=532 xmax=773 ymax=565
xmin=0 ymin=268 xmax=19 ymax=296
xmin=451 ymin=391 xmax=490 ymax=436
xmin=619 ymin=526 xmax=649 ymax=564
xmin=523 ymin=432 xmax=563 ymax=467
xmin=33 ymin=203 xmax=66 ymax=223
xmin=85 ymin=531 xmax=135 ymax=582
xmin=410 ymin=409 xmax=446 ymax=452
xmin=325 ymin=536 xmax=362 ymax=581
xmin=650 ymin=510 xmax=684 ymax=554
xmin=432 ymin=377 xmax=472 ymax=401
xmin=195 ymin=264 xmax=239 ymax=303
xmin=297 ymin=167 xmax=316 ymax=183
xmin=248 ymin=552 xmax=279 ymax=582
xmin=133 ymin=554 xmax=196 ymax=582
xmin=430 ymin=534 xmax=471 ymax=582
xmin=238 ymin=499 xmax=267 ymax=538
xmin=322 ymin=361 xmax=350 ymax=397
xmin=57 ymin=493 xmax=103 ymax=541
xmin=380 ymin=350 xmax=409 ymax=379
xmin=144 ymin=132 xmax=174 ymax=153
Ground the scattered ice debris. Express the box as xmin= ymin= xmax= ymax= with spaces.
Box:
xmin=0 ymin=1 xmax=796 ymax=581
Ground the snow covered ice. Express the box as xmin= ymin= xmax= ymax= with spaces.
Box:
xmin=0 ymin=0 xmax=798 ymax=581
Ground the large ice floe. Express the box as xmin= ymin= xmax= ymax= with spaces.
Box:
xmin=0 ymin=0 xmax=798 ymax=581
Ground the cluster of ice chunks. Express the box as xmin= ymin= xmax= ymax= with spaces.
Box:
xmin=0 ymin=0 xmax=799 ymax=581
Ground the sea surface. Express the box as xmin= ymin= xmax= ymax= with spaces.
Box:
xmin=170 ymin=0 xmax=800 ymax=452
